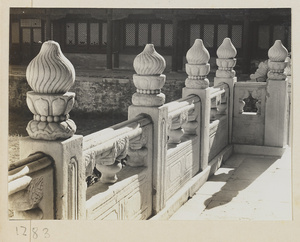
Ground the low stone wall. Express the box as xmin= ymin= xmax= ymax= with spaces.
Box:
xmin=64 ymin=53 xmax=107 ymax=70
xmin=9 ymin=75 xmax=31 ymax=110
xmin=9 ymin=69 xmax=201 ymax=115
xmin=70 ymin=77 xmax=135 ymax=114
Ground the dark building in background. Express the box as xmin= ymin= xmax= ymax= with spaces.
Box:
xmin=9 ymin=8 xmax=291 ymax=74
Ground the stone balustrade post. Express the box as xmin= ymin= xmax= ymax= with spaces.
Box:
xmin=213 ymin=38 xmax=237 ymax=144
xmin=182 ymin=39 xmax=211 ymax=170
xmin=128 ymin=44 xmax=168 ymax=214
xmin=19 ymin=41 xmax=85 ymax=219
xmin=264 ymin=40 xmax=289 ymax=147
xmin=285 ymin=56 xmax=292 ymax=145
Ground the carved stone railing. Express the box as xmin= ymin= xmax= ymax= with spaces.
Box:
xmin=165 ymin=95 xmax=200 ymax=145
xmin=235 ymin=82 xmax=266 ymax=115
xmin=83 ymin=115 xmax=152 ymax=184
xmin=163 ymin=95 xmax=201 ymax=201
xmin=8 ymin=153 xmax=54 ymax=219
xmin=182 ymin=38 xmax=235 ymax=172
xmin=233 ymin=82 xmax=267 ymax=145
xmin=84 ymin=115 xmax=153 ymax=220
xmin=208 ymin=83 xmax=230 ymax=161
xmin=232 ymin=40 xmax=289 ymax=147
xmin=15 ymin=37 xmax=291 ymax=221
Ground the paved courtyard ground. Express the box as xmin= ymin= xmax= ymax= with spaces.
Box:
xmin=170 ymin=148 xmax=292 ymax=220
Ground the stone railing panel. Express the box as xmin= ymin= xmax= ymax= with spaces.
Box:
xmin=232 ymin=82 xmax=267 ymax=145
xmin=83 ymin=115 xmax=152 ymax=184
xmin=8 ymin=153 xmax=54 ymax=220
xmin=165 ymin=96 xmax=199 ymax=145
xmin=163 ymin=95 xmax=201 ymax=201
xmin=85 ymin=117 xmax=153 ymax=220
xmin=208 ymin=83 xmax=230 ymax=161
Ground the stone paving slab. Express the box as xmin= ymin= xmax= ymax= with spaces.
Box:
xmin=169 ymin=149 xmax=292 ymax=220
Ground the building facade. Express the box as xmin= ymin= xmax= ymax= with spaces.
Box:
xmin=10 ymin=8 xmax=291 ymax=73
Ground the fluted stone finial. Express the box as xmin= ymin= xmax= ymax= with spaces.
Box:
xmin=217 ymin=38 xmax=237 ymax=59
xmin=268 ymin=40 xmax=288 ymax=62
xmin=215 ymin=38 xmax=237 ymax=79
xmin=25 ymin=40 xmax=77 ymax=140
xmin=185 ymin=39 xmax=210 ymax=89
xmin=133 ymin=44 xmax=166 ymax=75
xmin=267 ymin=40 xmax=289 ymax=81
xmin=26 ymin=40 xmax=75 ymax=94
xmin=186 ymin=39 xmax=210 ymax=64
xmin=132 ymin=44 xmax=166 ymax=107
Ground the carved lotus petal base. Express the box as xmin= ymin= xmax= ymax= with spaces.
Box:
xmin=216 ymin=58 xmax=237 ymax=68
xmin=185 ymin=63 xmax=210 ymax=77
xmin=26 ymin=91 xmax=75 ymax=117
xmin=133 ymin=74 xmax=166 ymax=90
xmin=268 ymin=60 xmax=287 ymax=71
xmin=96 ymin=161 xmax=122 ymax=184
xmin=267 ymin=72 xmax=287 ymax=80
xmin=26 ymin=119 xmax=76 ymax=140
xmin=216 ymin=70 xmax=236 ymax=78
xmin=185 ymin=78 xmax=209 ymax=89
xmin=132 ymin=92 xmax=165 ymax=106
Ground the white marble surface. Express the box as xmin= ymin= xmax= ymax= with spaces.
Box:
xmin=170 ymin=148 xmax=292 ymax=220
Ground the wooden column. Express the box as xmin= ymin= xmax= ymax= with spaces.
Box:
xmin=171 ymin=15 xmax=178 ymax=72
xmin=242 ymin=10 xmax=251 ymax=74
xmin=106 ymin=9 xmax=113 ymax=70
xmin=45 ymin=9 xmax=51 ymax=41
xmin=113 ymin=20 xmax=119 ymax=68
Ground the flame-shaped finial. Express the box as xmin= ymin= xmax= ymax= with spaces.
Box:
xmin=186 ymin=39 xmax=210 ymax=64
xmin=133 ymin=44 xmax=166 ymax=75
xmin=268 ymin=40 xmax=288 ymax=62
xmin=217 ymin=38 xmax=237 ymax=59
xmin=26 ymin=41 xmax=75 ymax=94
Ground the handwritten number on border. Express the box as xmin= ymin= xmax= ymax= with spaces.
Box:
xmin=15 ymin=226 xmax=50 ymax=239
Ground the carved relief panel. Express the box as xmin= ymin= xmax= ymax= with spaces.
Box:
xmin=232 ymin=83 xmax=267 ymax=145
